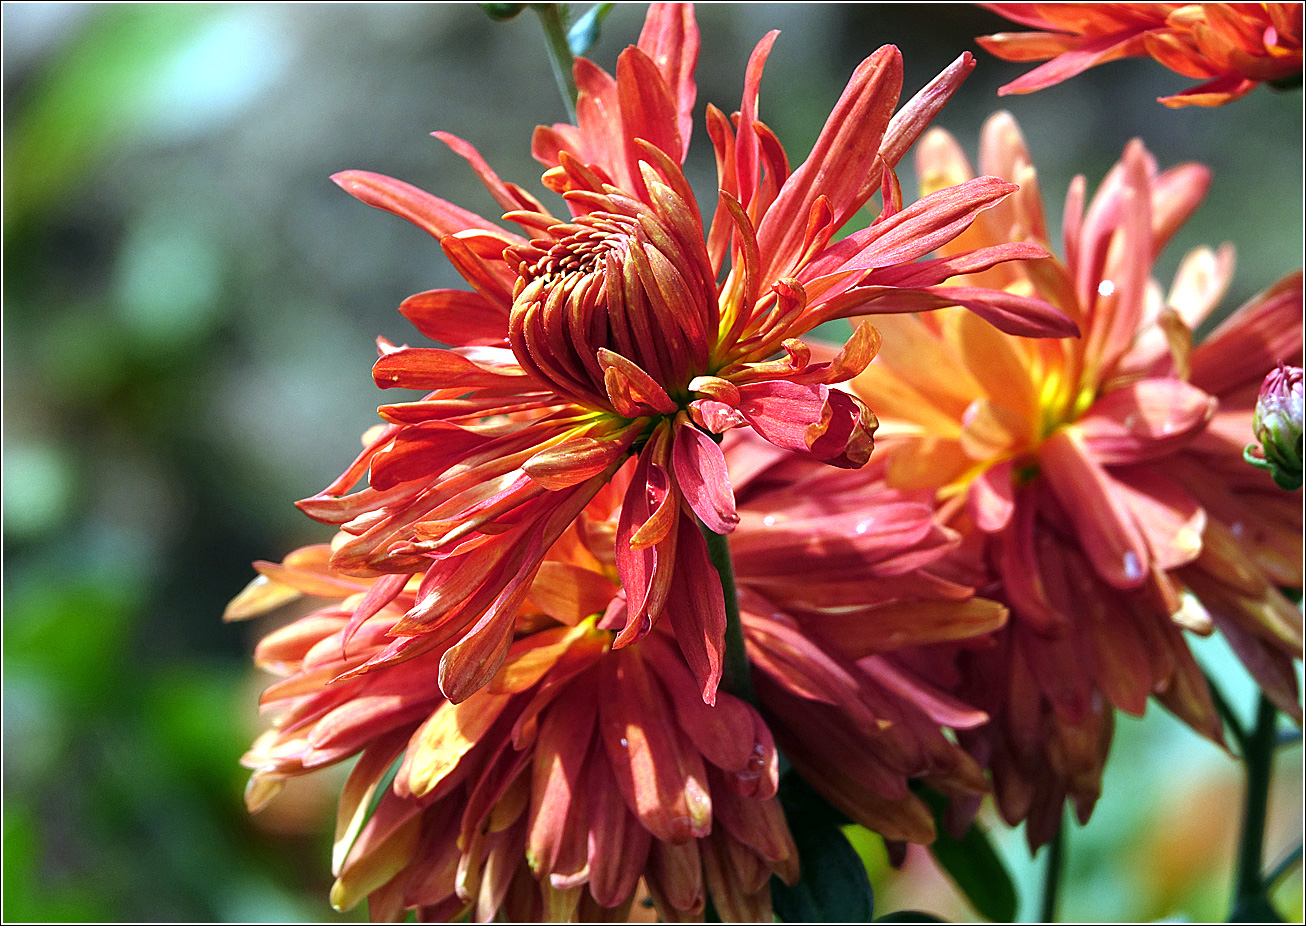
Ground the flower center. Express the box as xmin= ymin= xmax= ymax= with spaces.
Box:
xmin=506 ymin=192 xmax=719 ymax=417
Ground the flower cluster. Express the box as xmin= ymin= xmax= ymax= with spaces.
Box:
xmin=303 ymin=3 xmax=1071 ymax=709
xmin=229 ymin=2 xmax=1303 ymax=921
xmin=979 ymin=2 xmax=1304 ymax=106
xmin=854 ymin=111 xmax=1303 ymax=847
xmin=231 ymin=435 xmax=999 ymax=920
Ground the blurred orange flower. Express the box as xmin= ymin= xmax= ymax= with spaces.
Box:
xmin=304 ymin=2 xmax=1073 ymax=708
xmin=854 ymin=112 xmax=1303 ymax=847
xmin=979 ymin=2 xmax=1304 ymax=106
xmin=228 ymin=436 xmax=1002 ymax=921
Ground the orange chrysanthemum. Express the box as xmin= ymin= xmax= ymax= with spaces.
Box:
xmin=302 ymin=3 xmax=1074 ymax=707
xmin=229 ymin=435 xmax=999 ymax=921
xmin=853 ymin=112 xmax=1303 ymax=847
xmin=979 ymin=2 xmax=1304 ymax=106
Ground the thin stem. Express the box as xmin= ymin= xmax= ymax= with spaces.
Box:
xmin=532 ymin=4 xmax=577 ymax=120
xmin=1205 ymin=670 xmax=1250 ymax=756
xmin=699 ymin=522 xmax=754 ymax=704
xmin=1039 ymin=813 xmax=1065 ymax=923
xmin=1231 ymin=695 xmax=1278 ymax=915
xmin=1265 ymin=843 xmax=1303 ymax=891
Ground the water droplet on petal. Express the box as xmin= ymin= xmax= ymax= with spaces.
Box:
xmin=855 ymin=520 xmax=871 ymax=535
xmin=1098 ymin=279 xmax=1115 ymax=297
xmin=762 ymin=515 xmax=776 ymax=526
xmin=619 ymin=737 xmax=628 ymax=748
xmin=1123 ymin=550 xmax=1143 ymax=581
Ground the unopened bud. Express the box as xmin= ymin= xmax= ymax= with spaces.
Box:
xmin=1244 ymin=362 xmax=1303 ymax=490
xmin=480 ymin=3 xmax=527 ymax=21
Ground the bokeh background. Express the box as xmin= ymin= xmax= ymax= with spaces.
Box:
xmin=3 ymin=3 xmax=1302 ymax=921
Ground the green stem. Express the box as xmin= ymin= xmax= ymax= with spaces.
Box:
xmin=1231 ymin=696 xmax=1279 ymax=917
xmin=699 ymin=522 xmax=754 ymax=704
xmin=532 ymin=4 xmax=577 ymax=120
xmin=1206 ymin=671 xmax=1251 ymax=756
xmin=1039 ymin=813 xmax=1065 ymax=923
xmin=1265 ymin=843 xmax=1303 ymax=892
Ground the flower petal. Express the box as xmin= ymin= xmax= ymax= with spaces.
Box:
xmin=399 ymin=289 xmax=510 ymax=346
xmin=672 ymin=421 xmax=739 ymax=534
xmin=1076 ymin=379 xmax=1215 ymax=464
xmin=598 ymin=649 xmax=712 ymax=843
xmin=331 ymin=170 xmax=506 ymax=240
xmin=663 ymin=517 xmax=727 ymax=703
xmin=1039 ymin=427 xmax=1151 ymax=588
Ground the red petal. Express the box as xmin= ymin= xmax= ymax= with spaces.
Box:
xmin=331 ymin=170 xmax=503 ymax=240
xmin=801 ymin=176 xmax=1019 ymax=284
xmin=523 ymin=426 xmax=638 ymax=491
xmin=1038 ymin=428 xmax=1151 ymax=589
xmin=663 ymin=517 xmax=727 ymax=703
xmin=672 ymin=423 xmax=739 ymax=534
xmin=1076 ymin=379 xmax=1215 ymax=464
xmin=598 ymin=650 xmax=712 ymax=843
xmin=399 ymin=289 xmax=510 ymax=346
xmin=371 ymin=345 xmax=528 ymax=391
xmin=756 ymin=45 xmax=903 ymax=281
xmin=736 ymin=381 xmax=876 ymax=468
xmin=616 ymin=46 xmax=682 ymax=185
xmin=528 ymin=685 xmax=598 ymax=875
xmin=637 ymin=3 xmax=700 ymax=160
xmin=968 ymin=459 xmax=1016 ymax=532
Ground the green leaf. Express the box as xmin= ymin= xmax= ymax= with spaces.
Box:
xmin=332 ymin=751 xmax=405 ymax=875
xmin=771 ymin=773 xmax=873 ymax=922
xmin=567 ymin=3 xmax=615 ymax=57
xmin=918 ymin=790 xmax=1017 ymax=922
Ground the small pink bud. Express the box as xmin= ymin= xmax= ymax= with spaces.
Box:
xmin=1245 ymin=363 xmax=1303 ymax=490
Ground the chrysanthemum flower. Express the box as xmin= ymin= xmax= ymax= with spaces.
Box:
xmin=853 ymin=112 xmax=1303 ymax=847
xmin=302 ymin=3 xmax=1073 ymax=706
xmin=228 ymin=435 xmax=1000 ymax=921
xmin=979 ymin=2 xmax=1304 ymax=106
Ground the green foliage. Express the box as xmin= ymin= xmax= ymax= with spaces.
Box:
xmin=771 ymin=773 xmax=875 ymax=922
xmin=3 ymin=5 xmax=212 ymax=234
xmin=919 ymin=789 xmax=1018 ymax=923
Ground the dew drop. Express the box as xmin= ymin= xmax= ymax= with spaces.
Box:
xmin=855 ymin=520 xmax=871 ymax=535
xmin=1098 ymin=279 xmax=1115 ymax=297
xmin=619 ymin=737 xmax=628 ymax=747
xmin=1122 ymin=550 xmax=1143 ymax=581
xmin=1231 ymin=521 xmax=1245 ymax=538
xmin=762 ymin=515 xmax=776 ymax=526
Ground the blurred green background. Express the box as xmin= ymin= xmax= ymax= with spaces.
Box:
xmin=3 ymin=4 xmax=1301 ymax=921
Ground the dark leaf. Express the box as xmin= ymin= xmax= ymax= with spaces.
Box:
xmin=771 ymin=771 xmax=873 ymax=922
xmin=920 ymin=789 xmax=1017 ymax=923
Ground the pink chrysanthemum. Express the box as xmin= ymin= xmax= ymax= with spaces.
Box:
xmin=979 ymin=2 xmax=1304 ymax=107
xmin=228 ymin=435 xmax=999 ymax=921
xmin=299 ymin=3 xmax=1074 ymax=705
xmin=853 ymin=112 xmax=1303 ymax=847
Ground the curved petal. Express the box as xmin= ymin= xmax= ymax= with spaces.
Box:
xmin=672 ymin=421 xmax=739 ymax=534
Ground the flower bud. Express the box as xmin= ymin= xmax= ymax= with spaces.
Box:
xmin=1245 ymin=363 xmax=1304 ymax=490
